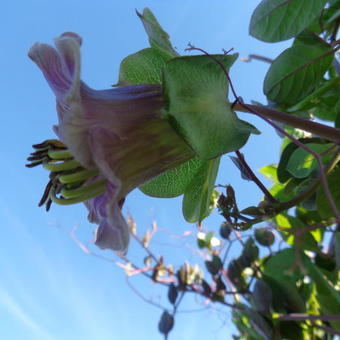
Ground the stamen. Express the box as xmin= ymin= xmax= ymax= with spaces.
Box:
xmin=46 ymin=198 xmax=52 ymax=212
xmin=50 ymin=180 xmax=106 ymax=205
xmin=60 ymin=179 xmax=106 ymax=198
xmin=43 ymin=159 xmax=81 ymax=172
xmin=27 ymin=139 xmax=105 ymax=210
xmin=58 ymin=169 xmax=99 ymax=184
xmin=38 ymin=179 xmax=53 ymax=207
xmin=47 ymin=149 xmax=73 ymax=160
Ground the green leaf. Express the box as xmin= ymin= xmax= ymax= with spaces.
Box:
xmin=263 ymin=274 xmax=306 ymax=313
xmin=264 ymin=44 xmax=333 ymax=106
xmin=316 ymin=166 xmax=340 ymax=218
xmin=259 ymin=164 xmax=278 ymax=182
xmin=293 ymin=30 xmax=331 ymax=49
xmin=275 ymin=214 xmax=319 ymax=250
xmin=286 ymin=143 xmax=333 ymax=178
xmin=302 ymin=253 xmax=340 ymax=330
xmin=277 ymin=141 xmax=301 ymax=183
xmin=137 ymin=8 xmax=178 ymax=57
xmin=182 ymin=157 xmax=220 ymax=223
xmin=139 ymin=157 xmax=204 ymax=198
xmin=249 ymin=0 xmax=326 ymax=42
xmin=241 ymin=307 xmax=273 ymax=340
xmin=310 ymin=89 xmax=340 ymax=121
xmin=288 ymin=76 xmax=340 ymax=113
xmin=253 ymin=280 xmax=273 ymax=313
xmin=277 ymin=138 xmax=328 ymax=183
xmin=232 ymin=307 xmax=266 ymax=340
xmin=263 ymin=248 xmax=303 ymax=282
xmin=163 ymin=55 xmax=260 ymax=160
xmin=117 ymin=47 xmax=171 ymax=86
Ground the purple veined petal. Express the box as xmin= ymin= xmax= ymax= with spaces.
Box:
xmin=85 ymin=181 xmax=129 ymax=254
xmin=80 ymin=83 xmax=164 ymax=137
xmin=28 ymin=32 xmax=81 ymax=103
xmin=28 ymin=42 xmax=72 ymax=100
xmin=29 ymin=32 xmax=93 ymax=167
xmin=94 ymin=207 xmax=130 ymax=255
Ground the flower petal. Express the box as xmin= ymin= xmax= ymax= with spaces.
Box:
xmin=85 ymin=181 xmax=129 ymax=254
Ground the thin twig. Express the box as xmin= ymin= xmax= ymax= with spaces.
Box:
xmin=241 ymin=54 xmax=273 ymax=64
xmin=278 ymin=314 xmax=340 ymax=322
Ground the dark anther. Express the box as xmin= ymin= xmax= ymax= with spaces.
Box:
xmin=45 ymin=198 xmax=52 ymax=212
xmin=25 ymin=160 xmax=43 ymax=168
xmin=38 ymin=179 xmax=53 ymax=207
xmin=32 ymin=141 xmax=49 ymax=149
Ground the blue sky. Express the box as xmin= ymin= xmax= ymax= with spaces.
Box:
xmin=1 ymin=1 xmax=289 ymax=339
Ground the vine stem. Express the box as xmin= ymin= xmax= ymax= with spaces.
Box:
xmin=278 ymin=314 xmax=340 ymax=322
xmin=234 ymin=103 xmax=340 ymax=142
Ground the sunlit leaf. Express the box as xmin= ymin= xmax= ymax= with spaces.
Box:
xmin=277 ymin=138 xmax=328 ymax=183
xmin=275 ymin=214 xmax=319 ymax=251
xmin=286 ymin=143 xmax=333 ymax=178
xmin=259 ymin=164 xmax=278 ymax=182
xmin=264 ymin=44 xmax=333 ymax=106
xmin=249 ymin=0 xmax=326 ymax=42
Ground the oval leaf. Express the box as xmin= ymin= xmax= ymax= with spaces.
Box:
xmin=264 ymin=44 xmax=333 ymax=106
xmin=250 ymin=0 xmax=326 ymax=42
xmin=286 ymin=143 xmax=333 ymax=178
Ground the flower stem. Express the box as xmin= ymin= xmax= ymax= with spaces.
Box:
xmin=234 ymin=103 xmax=340 ymax=142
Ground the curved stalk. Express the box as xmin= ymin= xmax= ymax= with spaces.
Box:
xmin=234 ymin=103 xmax=340 ymax=142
